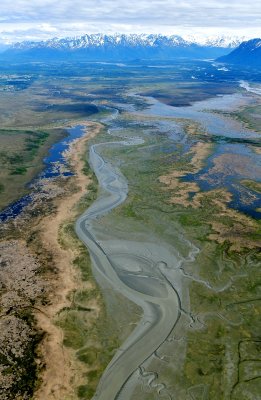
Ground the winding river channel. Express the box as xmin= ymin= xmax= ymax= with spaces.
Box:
xmin=75 ymin=108 xmax=199 ymax=399
xmin=75 ymin=85 xmax=261 ymax=399
xmin=1 ymin=80 xmax=260 ymax=398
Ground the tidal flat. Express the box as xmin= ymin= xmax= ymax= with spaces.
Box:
xmin=92 ymin=91 xmax=260 ymax=399
xmin=0 ymin=60 xmax=260 ymax=399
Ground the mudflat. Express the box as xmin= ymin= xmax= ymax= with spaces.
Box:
xmin=0 ymin=60 xmax=260 ymax=400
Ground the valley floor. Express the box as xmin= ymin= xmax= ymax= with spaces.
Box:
xmin=0 ymin=122 xmax=112 ymax=399
xmin=0 ymin=60 xmax=260 ymax=400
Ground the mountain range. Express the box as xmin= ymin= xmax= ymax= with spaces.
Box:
xmin=1 ymin=33 xmax=246 ymax=61
xmin=217 ymin=38 xmax=261 ymax=68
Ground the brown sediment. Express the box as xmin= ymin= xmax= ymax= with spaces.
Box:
xmin=160 ymin=177 xmax=200 ymax=207
xmin=183 ymin=120 xmax=207 ymax=136
xmin=241 ymin=180 xmax=261 ymax=194
xmin=202 ymin=189 xmax=260 ymax=251
xmin=202 ymin=153 xmax=261 ymax=182
xmin=189 ymin=142 xmax=212 ymax=167
xmin=159 ymin=140 xmax=260 ymax=250
xmin=34 ymin=121 xmax=102 ymax=400
xmin=250 ymin=145 xmax=261 ymax=155
xmin=159 ymin=141 xmax=212 ymax=206
xmin=0 ymin=240 xmax=46 ymax=399
xmin=160 ymin=141 xmax=212 ymax=183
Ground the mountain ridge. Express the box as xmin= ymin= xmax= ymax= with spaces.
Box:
xmin=1 ymin=33 xmax=250 ymax=62
xmin=217 ymin=38 xmax=261 ymax=67
xmin=12 ymin=33 xmax=245 ymax=50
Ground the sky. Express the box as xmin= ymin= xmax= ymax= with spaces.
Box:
xmin=0 ymin=0 xmax=260 ymax=43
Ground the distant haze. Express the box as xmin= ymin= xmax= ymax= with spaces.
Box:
xmin=0 ymin=0 xmax=260 ymax=44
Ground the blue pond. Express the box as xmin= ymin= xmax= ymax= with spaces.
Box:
xmin=142 ymin=93 xmax=261 ymax=220
xmin=181 ymin=143 xmax=261 ymax=220
xmin=0 ymin=125 xmax=86 ymax=222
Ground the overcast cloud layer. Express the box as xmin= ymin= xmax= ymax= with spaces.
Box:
xmin=0 ymin=0 xmax=260 ymax=43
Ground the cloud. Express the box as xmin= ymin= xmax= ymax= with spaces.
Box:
xmin=0 ymin=0 xmax=260 ymax=43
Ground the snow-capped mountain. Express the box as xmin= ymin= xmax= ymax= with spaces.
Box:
xmin=182 ymin=34 xmax=245 ymax=48
xmin=217 ymin=38 xmax=261 ymax=67
xmin=12 ymin=33 xmax=244 ymax=51
xmin=2 ymin=33 xmax=247 ymax=61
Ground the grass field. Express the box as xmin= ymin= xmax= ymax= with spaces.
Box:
xmin=0 ymin=128 xmax=66 ymax=209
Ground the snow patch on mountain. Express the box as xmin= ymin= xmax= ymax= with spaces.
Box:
xmin=12 ymin=33 xmax=246 ymax=51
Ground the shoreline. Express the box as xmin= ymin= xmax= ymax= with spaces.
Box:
xmin=0 ymin=122 xmax=103 ymax=399
xmin=34 ymin=121 xmax=102 ymax=399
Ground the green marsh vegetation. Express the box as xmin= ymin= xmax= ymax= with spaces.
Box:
xmin=0 ymin=69 xmax=108 ymax=211
xmin=95 ymin=102 xmax=261 ymax=399
xmin=0 ymin=60 xmax=260 ymax=398
xmin=233 ymin=103 xmax=261 ymax=132
xmin=0 ymin=128 xmax=66 ymax=209
xmin=55 ymin=134 xmax=142 ymax=399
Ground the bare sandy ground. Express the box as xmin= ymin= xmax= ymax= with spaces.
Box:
xmin=34 ymin=122 xmax=101 ymax=400
xmin=159 ymin=141 xmax=212 ymax=207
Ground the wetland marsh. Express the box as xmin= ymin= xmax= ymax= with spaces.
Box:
xmin=0 ymin=60 xmax=260 ymax=399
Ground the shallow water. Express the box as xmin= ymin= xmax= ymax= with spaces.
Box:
xmin=0 ymin=125 xmax=86 ymax=222
xmin=143 ymin=93 xmax=260 ymax=139
xmin=75 ymin=110 xmax=190 ymax=400
xmin=139 ymin=91 xmax=261 ymax=219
